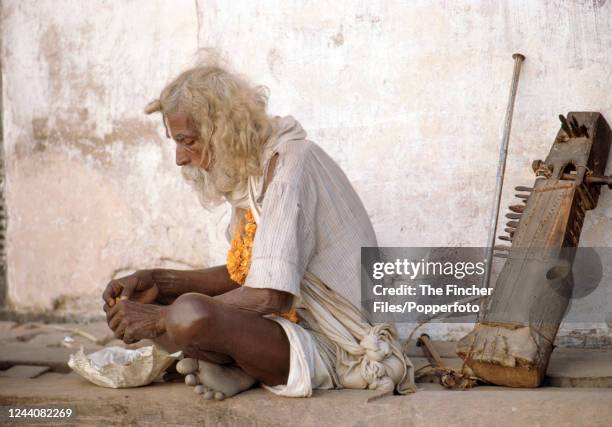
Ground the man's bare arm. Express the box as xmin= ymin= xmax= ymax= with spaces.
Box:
xmin=151 ymin=265 xmax=240 ymax=303
xmin=104 ymin=284 xmax=293 ymax=344
xmin=215 ymin=286 xmax=293 ymax=315
xmin=103 ymin=265 xmax=239 ymax=307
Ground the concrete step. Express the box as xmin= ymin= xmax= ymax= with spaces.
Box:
xmin=0 ymin=365 xmax=50 ymax=379
xmin=1 ymin=341 xmax=610 ymax=386
xmin=0 ymin=373 xmax=610 ymax=426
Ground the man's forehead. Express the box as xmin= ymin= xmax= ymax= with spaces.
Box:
xmin=166 ymin=112 xmax=195 ymax=136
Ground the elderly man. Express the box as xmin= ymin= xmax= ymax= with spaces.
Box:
xmin=102 ymin=64 xmax=414 ymax=400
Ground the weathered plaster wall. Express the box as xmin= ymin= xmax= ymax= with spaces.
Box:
xmin=2 ymin=0 xmax=611 ymax=329
xmin=197 ymin=0 xmax=612 ymax=247
xmin=196 ymin=0 xmax=612 ymax=340
xmin=1 ymin=0 xmax=229 ymax=313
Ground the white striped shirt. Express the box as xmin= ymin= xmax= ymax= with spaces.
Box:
xmin=241 ymin=123 xmax=378 ymax=309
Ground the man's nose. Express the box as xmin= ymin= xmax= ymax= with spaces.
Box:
xmin=176 ymin=146 xmax=190 ymax=166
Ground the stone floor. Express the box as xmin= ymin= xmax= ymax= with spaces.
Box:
xmin=0 ymin=321 xmax=610 ymax=426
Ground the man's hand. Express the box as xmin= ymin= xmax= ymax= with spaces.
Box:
xmin=104 ymin=300 xmax=166 ymax=344
xmin=102 ymin=270 xmax=160 ymax=307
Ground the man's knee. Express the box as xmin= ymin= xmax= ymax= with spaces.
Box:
xmin=164 ymin=292 xmax=216 ymax=348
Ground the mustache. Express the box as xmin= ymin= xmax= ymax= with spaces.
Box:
xmin=180 ymin=164 xmax=227 ymax=208
xmin=181 ymin=165 xmax=207 ymax=181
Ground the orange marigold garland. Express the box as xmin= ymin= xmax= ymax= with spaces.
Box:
xmin=227 ymin=209 xmax=257 ymax=285
xmin=227 ymin=209 xmax=298 ymax=323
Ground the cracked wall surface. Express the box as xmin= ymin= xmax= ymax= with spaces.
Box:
xmin=2 ymin=0 xmax=229 ymax=313
xmin=195 ymin=0 xmax=612 ymax=339
xmin=1 ymin=0 xmax=611 ymax=331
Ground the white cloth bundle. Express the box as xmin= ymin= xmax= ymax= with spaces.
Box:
xmin=68 ymin=345 xmax=181 ymax=388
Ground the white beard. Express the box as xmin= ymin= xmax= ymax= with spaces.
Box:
xmin=180 ymin=163 xmax=245 ymax=208
xmin=181 ymin=165 xmax=223 ymax=208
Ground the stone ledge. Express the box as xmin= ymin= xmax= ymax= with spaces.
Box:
xmin=1 ymin=373 xmax=611 ymax=426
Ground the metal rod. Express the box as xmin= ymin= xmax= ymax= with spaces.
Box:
xmin=482 ymin=53 xmax=525 ymax=295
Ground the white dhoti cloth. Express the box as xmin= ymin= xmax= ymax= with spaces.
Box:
xmin=263 ymin=316 xmax=334 ymax=397
xmin=263 ymin=271 xmax=414 ymax=397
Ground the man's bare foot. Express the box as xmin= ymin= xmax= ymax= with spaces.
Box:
xmin=176 ymin=358 xmax=256 ymax=400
